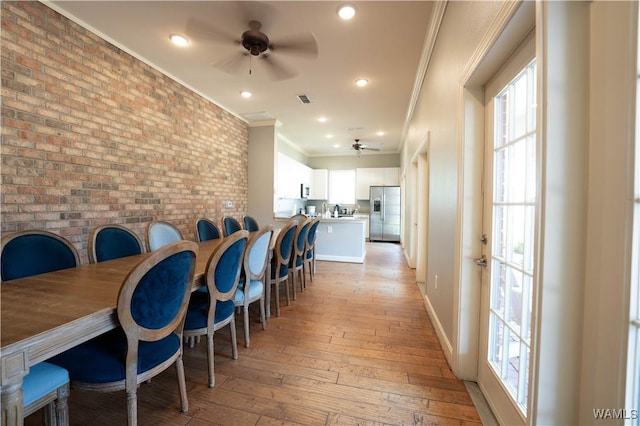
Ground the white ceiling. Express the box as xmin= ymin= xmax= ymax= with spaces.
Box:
xmin=46 ymin=1 xmax=433 ymax=157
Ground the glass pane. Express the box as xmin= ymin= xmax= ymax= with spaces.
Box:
xmin=495 ymin=93 xmax=509 ymax=149
xmin=512 ymin=73 xmax=528 ymax=139
xmin=521 ymin=273 xmax=533 ymax=343
xmin=328 ymin=170 xmax=355 ymax=204
xmin=489 ymin=312 xmax=505 ymax=370
xmin=506 ymin=206 xmax=526 ymax=268
xmin=508 ymin=268 xmax=523 ymax=332
xmin=491 ymin=260 xmax=506 ymax=315
xmin=525 ymin=135 xmax=536 ymax=203
xmin=493 ymin=205 xmax=506 ymax=260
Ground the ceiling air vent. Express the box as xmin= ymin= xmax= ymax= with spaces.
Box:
xmin=297 ymin=94 xmax=311 ymax=104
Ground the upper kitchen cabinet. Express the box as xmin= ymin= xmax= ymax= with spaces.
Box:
xmin=383 ymin=167 xmax=399 ymax=186
xmin=356 ymin=167 xmax=399 ymax=199
xmin=309 ymin=169 xmax=328 ymax=200
xmin=277 ymin=153 xmax=312 ymax=199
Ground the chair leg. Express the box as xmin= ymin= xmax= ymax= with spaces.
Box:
xmin=284 ymin=278 xmax=291 ymax=306
xmin=230 ymin=317 xmax=238 ymax=360
xmin=207 ymin=331 xmax=215 ymax=388
xmin=291 ymin=271 xmax=297 ymax=301
xmin=299 ymin=267 xmax=305 ymax=292
xmin=126 ymin=389 xmax=138 ymax=426
xmin=175 ymin=357 xmax=189 ymax=413
xmin=259 ymin=296 xmax=266 ymax=331
xmin=54 ymin=383 xmax=70 ymax=426
xmin=274 ymin=282 xmax=281 ymax=317
xmin=243 ymin=305 xmax=250 ymax=348
xmin=43 ymin=402 xmax=55 ymax=426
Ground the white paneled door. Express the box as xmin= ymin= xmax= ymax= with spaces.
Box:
xmin=477 ymin=35 xmax=536 ymax=425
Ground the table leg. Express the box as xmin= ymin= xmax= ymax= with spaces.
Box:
xmin=1 ymin=352 xmax=27 ymax=426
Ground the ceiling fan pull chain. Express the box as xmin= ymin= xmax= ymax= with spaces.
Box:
xmin=249 ymin=55 xmax=252 ymax=75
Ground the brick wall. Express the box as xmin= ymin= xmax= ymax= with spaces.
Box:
xmin=1 ymin=1 xmax=249 ymax=263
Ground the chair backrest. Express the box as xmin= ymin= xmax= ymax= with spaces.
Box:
xmin=242 ymin=215 xmax=260 ymax=232
xmin=146 ymin=221 xmax=183 ymax=251
xmin=205 ymin=230 xmax=249 ymax=303
xmin=290 ymin=213 xmax=307 ymax=225
xmin=222 ymin=216 xmax=242 ymax=237
xmin=290 ymin=219 xmax=311 ymax=267
xmin=244 ymin=226 xmax=274 ymax=282
xmin=272 ymin=221 xmax=297 ymax=279
xmin=1 ymin=230 xmax=80 ymax=281
xmin=195 ymin=218 xmax=221 ymax=242
xmin=306 ymin=217 xmax=321 ymax=252
xmin=88 ymin=224 xmax=144 ymax=263
xmin=116 ymin=240 xmax=197 ymax=363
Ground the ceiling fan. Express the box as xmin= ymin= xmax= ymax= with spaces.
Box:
xmin=188 ymin=17 xmax=318 ymax=80
xmin=352 ymin=139 xmax=380 ymax=153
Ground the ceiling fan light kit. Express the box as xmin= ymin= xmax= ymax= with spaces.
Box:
xmin=352 ymin=139 xmax=380 ymax=153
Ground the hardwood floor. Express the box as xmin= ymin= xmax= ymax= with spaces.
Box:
xmin=26 ymin=242 xmax=481 ymax=425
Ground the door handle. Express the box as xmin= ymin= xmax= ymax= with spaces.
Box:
xmin=473 ymin=255 xmax=488 ymax=267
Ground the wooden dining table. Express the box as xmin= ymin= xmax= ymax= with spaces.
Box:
xmin=0 ymin=233 xmax=277 ymax=426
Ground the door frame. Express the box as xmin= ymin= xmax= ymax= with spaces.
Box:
xmin=452 ymin=0 xmax=535 ymax=382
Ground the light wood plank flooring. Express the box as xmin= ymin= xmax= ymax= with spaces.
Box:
xmin=26 ymin=242 xmax=481 ymax=425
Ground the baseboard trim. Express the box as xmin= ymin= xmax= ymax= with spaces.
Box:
xmin=423 ymin=293 xmax=454 ymax=367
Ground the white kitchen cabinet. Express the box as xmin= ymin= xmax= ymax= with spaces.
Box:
xmin=356 ymin=167 xmax=399 ymax=199
xmin=383 ymin=167 xmax=399 ymax=186
xmin=277 ymin=153 xmax=315 ymax=199
xmin=309 ymin=169 xmax=328 ymax=200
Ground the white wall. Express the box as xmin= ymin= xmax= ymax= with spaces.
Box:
xmin=248 ymin=124 xmax=277 ymax=227
xmin=401 ymin=0 xmax=504 ymax=352
xmin=308 ymin=153 xmax=400 ymax=170
xmin=579 ymin=2 xmax=638 ymax=423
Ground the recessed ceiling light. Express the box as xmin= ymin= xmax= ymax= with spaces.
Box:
xmin=338 ymin=5 xmax=356 ymax=20
xmin=240 ymin=91 xmax=252 ymax=98
xmin=333 ymin=144 xmax=341 ymax=148
xmin=318 ymin=116 xmax=328 ymax=123
xmin=169 ymin=34 xmax=189 ymax=47
xmin=355 ymin=79 xmax=369 ymax=87
xmin=377 ymin=131 xmax=385 ymax=136
xmin=326 ymin=134 xmax=334 ymax=139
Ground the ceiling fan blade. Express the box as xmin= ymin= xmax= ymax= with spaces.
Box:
xmin=362 ymin=147 xmax=381 ymax=151
xmin=270 ymin=33 xmax=318 ymax=58
xmin=186 ymin=18 xmax=239 ymax=44
xmin=261 ymin=54 xmax=297 ymax=80
xmin=214 ymin=52 xmax=249 ymax=75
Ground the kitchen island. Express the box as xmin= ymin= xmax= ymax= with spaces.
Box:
xmin=315 ymin=217 xmax=366 ymax=263
xmin=274 ymin=215 xmax=367 ymax=263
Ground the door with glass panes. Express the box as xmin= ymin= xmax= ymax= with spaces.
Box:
xmin=477 ymin=34 xmax=536 ymax=425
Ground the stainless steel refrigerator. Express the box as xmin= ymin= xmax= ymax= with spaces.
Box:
xmin=369 ymin=186 xmax=401 ymax=242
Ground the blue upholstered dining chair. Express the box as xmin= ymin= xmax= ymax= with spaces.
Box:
xmin=183 ymin=230 xmax=249 ymax=388
xmin=303 ymin=217 xmax=321 ymax=283
xmin=289 ymin=219 xmax=311 ymax=299
xmin=221 ymin=216 xmax=242 ymax=237
xmin=242 ymin=215 xmax=260 ymax=232
xmin=49 ymin=240 xmax=198 ymax=426
xmin=195 ymin=218 xmax=222 ymax=242
xmin=88 ymin=224 xmax=144 ymax=263
xmin=0 ymin=230 xmax=78 ymax=426
xmin=1 ymin=230 xmax=80 ymax=281
xmin=146 ymin=221 xmax=183 ymax=251
xmin=269 ymin=221 xmax=297 ymax=317
xmin=234 ymin=226 xmax=273 ymax=347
